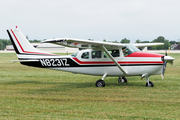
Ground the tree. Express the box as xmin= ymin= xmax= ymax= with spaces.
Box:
xmin=164 ymin=40 xmax=171 ymax=50
xmin=121 ymin=38 xmax=130 ymax=43
xmin=26 ymin=35 xmax=29 ymax=40
xmin=112 ymin=40 xmax=119 ymax=43
xmin=0 ymin=39 xmax=12 ymax=50
xmin=141 ymin=41 xmax=150 ymax=43
xmin=29 ymin=39 xmax=41 ymax=43
xmin=153 ymin=36 xmax=165 ymax=43
xmin=151 ymin=36 xmax=170 ymax=50
xmin=170 ymin=41 xmax=178 ymax=44
xmin=103 ymin=39 xmax=106 ymax=42
xmin=135 ymin=39 xmax=141 ymax=43
xmin=88 ymin=39 xmax=93 ymax=41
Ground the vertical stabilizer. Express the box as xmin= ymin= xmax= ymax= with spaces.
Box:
xmin=7 ymin=27 xmax=55 ymax=57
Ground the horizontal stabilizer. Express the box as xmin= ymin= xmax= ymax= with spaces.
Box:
xmin=10 ymin=60 xmax=39 ymax=62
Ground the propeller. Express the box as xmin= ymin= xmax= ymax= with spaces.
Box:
xmin=161 ymin=61 xmax=167 ymax=79
xmin=161 ymin=50 xmax=175 ymax=79
xmin=161 ymin=50 xmax=167 ymax=80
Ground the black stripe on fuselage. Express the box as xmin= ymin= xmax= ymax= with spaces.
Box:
xmin=19 ymin=58 xmax=163 ymax=68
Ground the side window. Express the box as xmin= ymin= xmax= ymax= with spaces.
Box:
xmin=103 ymin=49 xmax=119 ymax=58
xmin=92 ymin=51 xmax=101 ymax=58
xmin=81 ymin=52 xmax=89 ymax=59
xmin=111 ymin=50 xmax=119 ymax=57
xmin=104 ymin=52 xmax=108 ymax=58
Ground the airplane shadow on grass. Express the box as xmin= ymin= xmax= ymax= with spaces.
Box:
xmin=3 ymin=80 xmax=145 ymax=94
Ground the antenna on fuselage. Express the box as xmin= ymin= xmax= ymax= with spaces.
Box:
xmin=98 ymin=36 xmax=103 ymax=41
xmin=105 ymin=36 xmax=111 ymax=41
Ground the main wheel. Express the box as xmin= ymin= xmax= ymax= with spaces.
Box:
xmin=118 ymin=77 xmax=122 ymax=83
xmin=146 ymin=81 xmax=154 ymax=87
xmin=96 ymin=79 xmax=105 ymax=87
xmin=122 ymin=76 xmax=127 ymax=83
xmin=118 ymin=77 xmax=127 ymax=83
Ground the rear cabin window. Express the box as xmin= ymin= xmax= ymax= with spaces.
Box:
xmin=104 ymin=49 xmax=120 ymax=58
xmin=71 ymin=52 xmax=78 ymax=57
xmin=92 ymin=51 xmax=101 ymax=58
xmin=81 ymin=52 xmax=89 ymax=59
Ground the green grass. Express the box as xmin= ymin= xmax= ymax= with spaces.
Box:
xmin=0 ymin=53 xmax=180 ymax=119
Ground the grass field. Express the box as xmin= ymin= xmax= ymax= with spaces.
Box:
xmin=0 ymin=53 xmax=180 ymax=119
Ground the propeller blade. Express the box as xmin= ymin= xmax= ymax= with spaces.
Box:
xmin=161 ymin=61 xmax=167 ymax=80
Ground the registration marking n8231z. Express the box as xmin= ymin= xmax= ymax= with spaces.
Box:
xmin=40 ymin=58 xmax=70 ymax=67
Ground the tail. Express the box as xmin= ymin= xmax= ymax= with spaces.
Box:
xmin=7 ymin=27 xmax=56 ymax=59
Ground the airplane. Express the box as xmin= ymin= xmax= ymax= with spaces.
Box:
xmin=7 ymin=27 xmax=175 ymax=87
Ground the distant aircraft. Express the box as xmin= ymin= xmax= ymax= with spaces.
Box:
xmin=7 ymin=27 xmax=174 ymax=87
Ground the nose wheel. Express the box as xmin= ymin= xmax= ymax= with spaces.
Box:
xmin=145 ymin=77 xmax=154 ymax=87
xmin=146 ymin=81 xmax=154 ymax=87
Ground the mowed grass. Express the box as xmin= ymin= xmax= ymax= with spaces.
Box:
xmin=0 ymin=53 xmax=180 ymax=119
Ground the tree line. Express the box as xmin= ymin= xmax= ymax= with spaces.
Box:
xmin=103 ymin=36 xmax=179 ymax=50
xmin=0 ymin=39 xmax=41 ymax=50
xmin=0 ymin=36 xmax=179 ymax=50
xmin=0 ymin=39 xmax=12 ymax=50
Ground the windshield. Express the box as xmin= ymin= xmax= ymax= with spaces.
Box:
xmin=122 ymin=44 xmax=140 ymax=56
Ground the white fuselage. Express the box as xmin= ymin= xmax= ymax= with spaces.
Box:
xmin=18 ymin=49 xmax=164 ymax=77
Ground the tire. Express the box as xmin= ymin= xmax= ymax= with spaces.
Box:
xmin=122 ymin=76 xmax=127 ymax=83
xmin=96 ymin=79 xmax=105 ymax=87
xmin=118 ymin=77 xmax=122 ymax=83
xmin=146 ymin=81 xmax=154 ymax=87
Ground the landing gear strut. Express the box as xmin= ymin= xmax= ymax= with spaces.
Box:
xmin=118 ymin=76 xmax=127 ymax=83
xmin=95 ymin=74 xmax=107 ymax=87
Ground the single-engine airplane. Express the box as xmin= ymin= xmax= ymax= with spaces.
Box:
xmin=7 ymin=27 xmax=175 ymax=87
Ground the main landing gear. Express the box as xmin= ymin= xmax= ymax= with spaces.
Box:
xmin=95 ymin=74 xmax=128 ymax=87
xmin=95 ymin=75 xmax=154 ymax=87
xmin=95 ymin=79 xmax=105 ymax=87
xmin=95 ymin=74 xmax=107 ymax=87
xmin=118 ymin=76 xmax=127 ymax=83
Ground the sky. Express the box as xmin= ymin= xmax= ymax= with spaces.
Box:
xmin=1 ymin=0 xmax=180 ymax=43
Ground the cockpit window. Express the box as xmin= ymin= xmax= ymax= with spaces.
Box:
xmin=122 ymin=44 xmax=140 ymax=56
xmin=92 ymin=51 xmax=101 ymax=58
xmin=81 ymin=52 xmax=89 ymax=59
xmin=71 ymin=52 xmax=78 ymax=57
xmin=104 ymin=49 xmax=119 ymax=58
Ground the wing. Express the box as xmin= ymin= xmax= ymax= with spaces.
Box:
xmin=133 ymin=43 xmax=164 ymax=51
xmin=42 ymin=38 xmax=125 ymax=50
xmin=134 ymin=43 xmax=164 ymax=47
xmin=42 ymin=38 xmax=127 ymax=74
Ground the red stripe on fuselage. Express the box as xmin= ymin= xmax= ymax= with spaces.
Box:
xmin=10 ymin=29 xmax=56 ymax=56
xmin=125 ymin=52 xmax=164 ymax=57
xmin=72 ymin=57 xmax=163 ymax=65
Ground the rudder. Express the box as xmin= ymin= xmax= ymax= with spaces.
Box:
xmin=7 ymin=27 xmax=55 ymax=57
